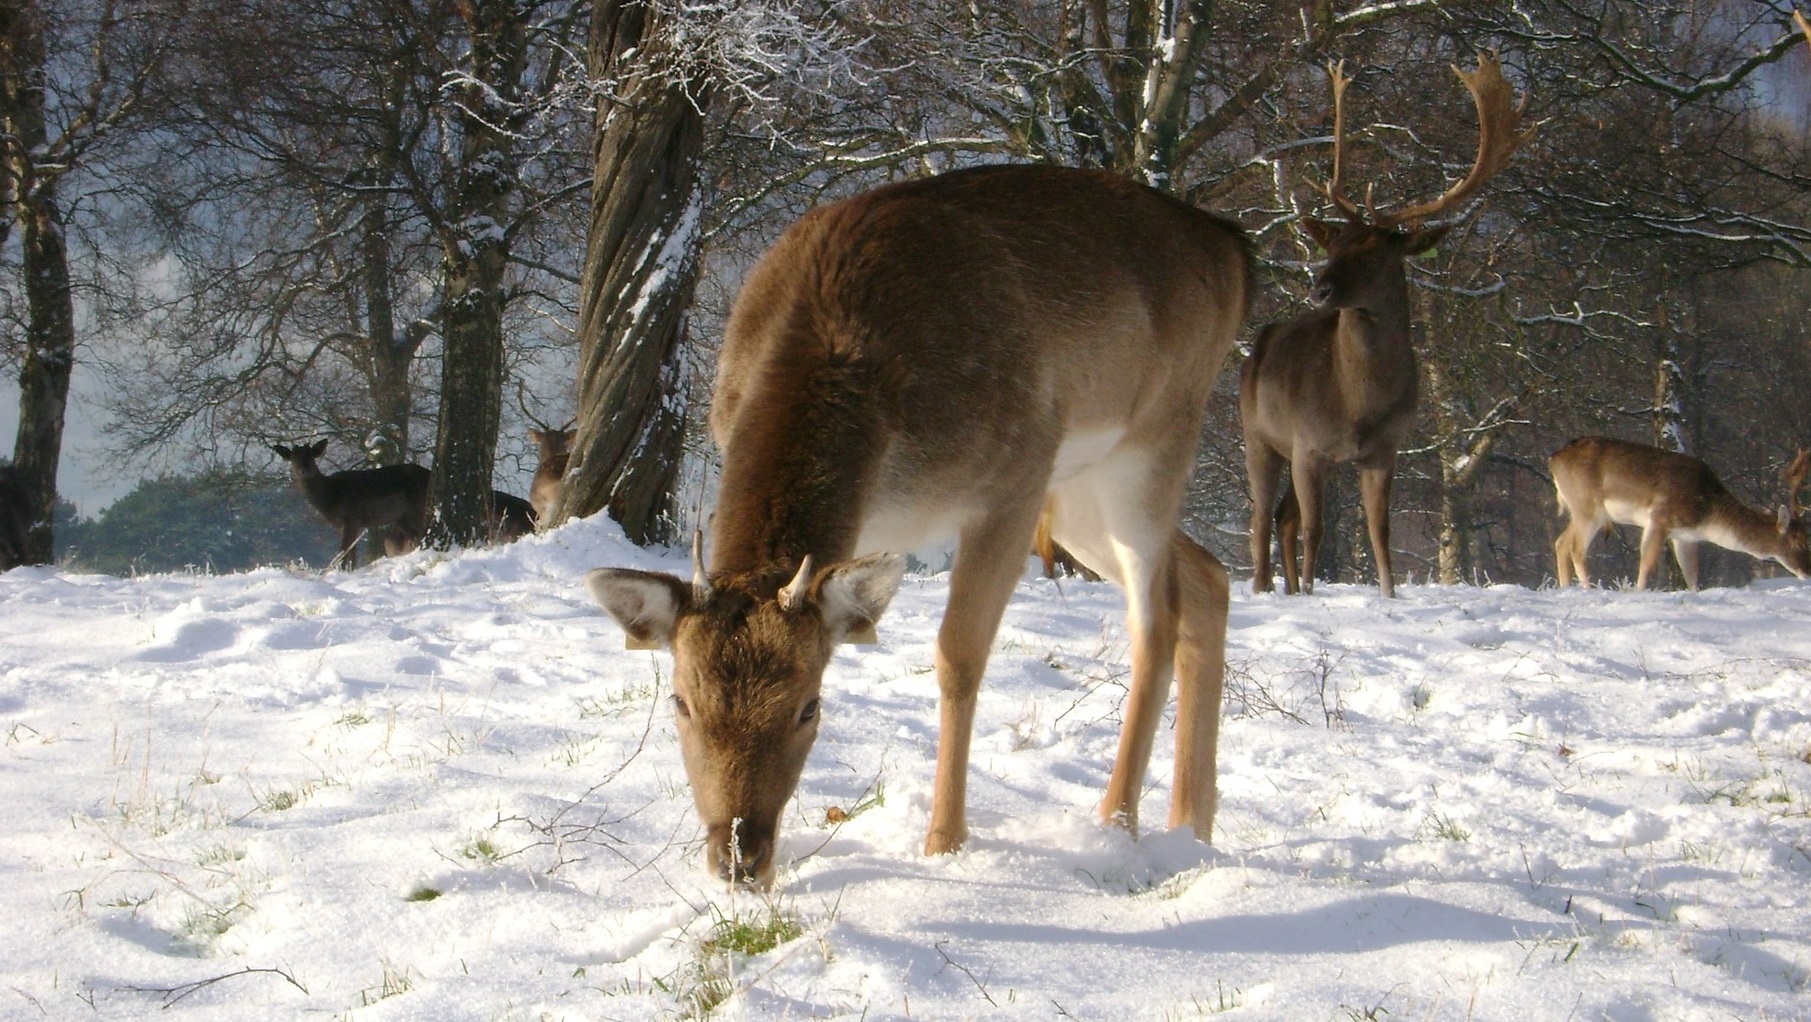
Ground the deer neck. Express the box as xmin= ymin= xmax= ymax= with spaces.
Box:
xmin=708 ymin=390 xmax=880 ymax=588
xmin=1698 ymin=492 xmax=1783 ymax=556
xmin=1333 ymin=299 xmax=1416 ymax=405
xmin=292 ymin=465 xmax=338 ymax=516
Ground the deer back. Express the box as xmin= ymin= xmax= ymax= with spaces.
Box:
xmin=707 ymin=164 xmax=1251 ymax=577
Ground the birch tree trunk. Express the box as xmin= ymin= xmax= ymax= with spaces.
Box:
xmin=551 ymin=0 xmax=706 ymax=544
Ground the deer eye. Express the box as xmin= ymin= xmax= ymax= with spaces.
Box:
xmin=799 ymin=698 xmax=820 ymax=725
xmin=672 ymin=694 xmax=691 ymax=720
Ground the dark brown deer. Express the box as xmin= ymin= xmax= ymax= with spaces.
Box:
xmin=271 ymin=440 xmax=430 ymax=569
xmin=489 ymin=489 xmax=536 ymax=543
xmin=527 ymin=425 xmax=574 ymax=529
xmin=0 ymin=465 xmax=30 ymax=570
xmin=1241 ymin=53 xmax=1535 ymax=597
xmin=1550 ymin=436 xmax=1811 ymax=591
xmin=585 ymin=164 xmax=1250 ymax=888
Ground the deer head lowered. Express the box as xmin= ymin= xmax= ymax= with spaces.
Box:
xmin=586 ymin=164 xmax=1250 ymax=888
xmin=271 ymin=440 xmax=431 ymax=569
xmin=1241 ymin=52 xmax=1535 ymax=598
xmin=1551 ymin=436 xmax=1811 ymax=590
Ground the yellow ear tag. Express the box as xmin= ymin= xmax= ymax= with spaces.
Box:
xmin=624 ymin=634 xmax=662 ymax=651
xmin=843 ymin=623 xmax=879 ymax=646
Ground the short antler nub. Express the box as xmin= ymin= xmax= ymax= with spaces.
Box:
xmin=691 ymin=530 xmax=711 ymax=600
xmin=777 ymin=556 xmax=813 ymax=612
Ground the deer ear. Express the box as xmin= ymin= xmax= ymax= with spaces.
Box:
xmin=307 ymin=439 xmax=329 ymax=458
xmin=1406 ymin=223 xmax=1451 ymax=257
xmin=270 ymin=445 xmax=290 ymax=459
xmin=1301 ymin=217 xmax=1337 ymax=250
xmin=813 ymin=554 xmax=906 ymax=646
xmin=586 ymin=568 xmax=693 ymax=650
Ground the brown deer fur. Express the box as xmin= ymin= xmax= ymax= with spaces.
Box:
xmin=272 ymin=440 xmax=430 ymax=569
xmin=1550 ymin=436 xmax=1811 ymax=590
xmin=1242 ymin=54 xmax=1533 ymax=598
xmin=527 ymin=426 xmax=574 ymax=528
xmin=586 ymin=164 xmax=1250 ymax=887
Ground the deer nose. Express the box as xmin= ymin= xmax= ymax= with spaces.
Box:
xmin=706 ymin=820 xmax=775 ymax=887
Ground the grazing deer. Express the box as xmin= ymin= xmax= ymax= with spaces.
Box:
xmin=527 ymin=425 xmax=575 ymax=529
xmin=490 ymin=489 xmax=536 ymax=543
xmin=0 ymin=464 xmax=30 ymax=570
xmin=1241 ymin=53 xmax=1535 ymax=597
xmin=585 ymin=164 xmax=1250 ymax=887
xmin=1550 ymin=436 xmax=1811 ymax=591
xmin=271 ymin=440 xmax=430 ymax=569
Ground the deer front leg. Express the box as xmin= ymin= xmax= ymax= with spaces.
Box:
xmin=1636 ymin=525 xmax=1668 ymax=590
xmin=1167 ymin=532 xmax=1226 ymax=840
xmin=925 ymin=500 xmax=1044 ymax=856
xmin=1289 ymin=461 xmax=1326 ymax=594
xmin=337 ymin=522 xmax=362 ymax=570
xmin=1277 ymin=483 xmax=1303 ymax=594
xmin=1358 ymin=464 xmax=1396 ymax=598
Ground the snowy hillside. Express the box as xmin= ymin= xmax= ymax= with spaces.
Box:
xmin=2 ymin=515 xmax=1807 ymax=1020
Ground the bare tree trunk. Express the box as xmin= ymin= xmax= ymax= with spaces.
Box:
xmin=359 ymin=196 xmax=422 ymax=465
xmin=552 ymin=0 xmax=706 ymax=545
xmin=3 ymin=2 xmax=73 ymax=565
xmin=425 ymin=0 xmax=524 ymax=547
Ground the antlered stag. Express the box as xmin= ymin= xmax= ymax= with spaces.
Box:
xmin=1242 ymin=54 xmax=1534 ymax=597
xmin=272 ymin=440 xmax=431 ymax=568
xmin=586 ymin=164 xmax=1250 ymax=888
xmin=1550 ymin=436 xmax=1811 ymax=590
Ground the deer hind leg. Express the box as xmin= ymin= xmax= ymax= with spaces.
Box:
xmin=1670 ymin=536 xmax=1701 ymax=591
xmin=1168 ymin=531 xmax=1226 ymax=839
xmin=1358 ymin=463 xmax=1396 ymax=598
xmin=1047 ymin=459 xmax=1189 ymax=837
xmin=1244 ymin=442 xmax=1286 ymax=594
xmin=925 ymin=495 xmax=1047 ymax=856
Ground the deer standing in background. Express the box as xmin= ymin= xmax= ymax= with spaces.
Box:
xmin=271 ymin=440 xmax=430 ymax=569
xmin=1242 ymin=53 xmax=1535 ymax=598
xmin=489 ymin=489 xmax=536 ymax=543
xmin=528 ymin=425 xmax=575 ymax=529
xmin=1550 ymin=436 xmax=1811 ymax=591
xmin=585 ymin=164 xmax=1250 ymax=888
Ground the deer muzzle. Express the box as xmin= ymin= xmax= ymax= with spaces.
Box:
xmin=705 ymin=818 xmax=776 ymax=888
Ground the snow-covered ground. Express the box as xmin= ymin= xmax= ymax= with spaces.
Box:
xmin=2 ymin=515 xmax=1808 ymax=1021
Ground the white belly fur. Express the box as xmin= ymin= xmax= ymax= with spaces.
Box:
xmin=851 ymin=427 xmax=1130 ymax=557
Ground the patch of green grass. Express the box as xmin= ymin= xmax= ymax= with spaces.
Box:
xmin=403 ymin=886 xmax=443 ymax=902
xmin=1423 ymin=810 xmax=1472 ymax=842
xmin=666 ymin=902 xmax=806 ymax=1018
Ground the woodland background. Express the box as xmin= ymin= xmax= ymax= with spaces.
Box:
xmin=6 ymin=0 xmax=1811 ymax=588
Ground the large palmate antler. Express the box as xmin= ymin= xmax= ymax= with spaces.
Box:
xmin=1314 ymin=52 xmax=1536 ymax=230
